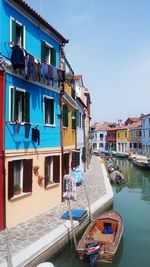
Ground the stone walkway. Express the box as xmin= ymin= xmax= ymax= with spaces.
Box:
xmin=0 ymin=156 xmax=108 ymax=266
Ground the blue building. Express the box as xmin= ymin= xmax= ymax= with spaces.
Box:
xmin=0 ymin=0 xmax=68 ymax=228
xmin=141 ymin=113 xmax=150 ymax=156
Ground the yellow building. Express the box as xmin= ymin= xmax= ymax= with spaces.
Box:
xmin=61 ymin=62 xmax=78 ymax=177
xmin=116 ymin=125 xmax=131 ymax=152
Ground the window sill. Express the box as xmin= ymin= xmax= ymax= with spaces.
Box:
xmin=44 ymin=124 xmax=56 ymax=127
xmin=45 ymin=183 xmax=59 ymax=190
xmin=9 ymin=121 xmax=30 ymax=125
xmin=10 ymin=192 xmax=31 ymax=201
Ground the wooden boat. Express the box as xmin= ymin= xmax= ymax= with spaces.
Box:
xmin=76 ymin=211 xmax=124 ymax=265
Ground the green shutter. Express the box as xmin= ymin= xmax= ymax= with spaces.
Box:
xmin=24 ymin=92 xmax=30 ymax=123
xmin=50 ymin=99 xmax=54 ymax=125
xmin=63 ymin=105 xmax=68 ymax=127
xmin=51 ymin=47 xmax=56 ymax=66
xmin=41 ymin=40 xmax=46 ymax=63
xmin=11 ymin=87 xmax=16 ymax=122
xmin=44 ymin=97 xmax=48 ymax=124
xmin=21 ymin=25 xmax=24 ymax=47
xmin=12 ymin=19 xmax=16 ymax=43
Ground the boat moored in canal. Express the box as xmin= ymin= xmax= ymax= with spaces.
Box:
xmin=132 ymin=157 xmax=150 ymax=170
xmin=76 ymin=210 xmax=124 ymax=265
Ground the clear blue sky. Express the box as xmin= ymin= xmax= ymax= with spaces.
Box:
xmin=26 ymin=0 xmax=150 ymax=123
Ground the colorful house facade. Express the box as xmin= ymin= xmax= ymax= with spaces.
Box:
xmin=74 ymin=75 xmax=91 ymax=170
xmin=106 ymin=128 xmax=117 ymax=151
xmin=129 ymin=121 xmax=142 ymax=154
xmin=92 ymin=122 xmax=110 ymax=152
xmin=116 ymin=125 xmax=130 ymax=153
xmin=61 ymin=54 xmax=77 ymax=178
xmin=1 ymin=0 xmax=68 ymax=228
xmin=141 ymin=113 xmax=150 ymax=156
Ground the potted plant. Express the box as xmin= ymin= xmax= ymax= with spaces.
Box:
xmin=14 ymin=184 xmax=21 ymax=195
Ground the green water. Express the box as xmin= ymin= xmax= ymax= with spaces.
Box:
xmin=51 ymin=159 xmax=150 ymax=267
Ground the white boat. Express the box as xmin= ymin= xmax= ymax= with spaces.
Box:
xmin=132 ymin=157 xmax=150 ymax=170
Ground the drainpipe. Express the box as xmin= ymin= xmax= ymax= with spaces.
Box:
xmin=60 ymin=84 xmax=64 ymax=202
xmin=0 ymin=70 xmax=6 ymax=230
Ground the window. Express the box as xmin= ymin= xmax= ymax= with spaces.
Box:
xmin=134 ymin=143 xmax=137 ymax=148
xmin=45 ymin=156 xmax=60 ymax=186
xmin=10 ymin=87 xmax=30 ymax=122
xmin=63 ymin=104 xmax=68 ymax=127
xmin=76 ymin=111 xmax=81 ymax=128
xmin=139 ymin=130 xmax=142 ymax=137
xmin=82 ymin=114 xmax=84 ymax=129
xmin=149 ymin=130 xmax=150 ymax=137
xmin=99 ymin=143 xmax=103 ymax=148
xmin=149 ymin=118 xmax=150 ymax=124
xmin=41 ymin=40 xmax=56 ymax=66
xmin=118 ymin=133 xmax=120 ymax=138
xmin=8 ymin=159 xmax=32 ymax=199
xmin=44 ymin=97 xmax=54 ymax=125
xmin=11 ymin=18 xmax=25 ymax=47
xmin=72 ymin=111 xmax=76 ymax=130
xmin=125 ymin=132 xmax=127 ymax=138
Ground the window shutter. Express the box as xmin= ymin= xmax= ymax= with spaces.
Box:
xmin=8 ymin=161 xmax=14 ymax=199
xmin=51 ymin=48 xmax=56 ymax=67
xmin=41 ymin=40 xmax=46 ymax=63
xmin=44 ymin=157 xmax=49 ymax=187
xmin=50 ymin=99 xmax=54 ymax=125
xmin=12 ymin=19 xmax=16 ymax=43
xmin=23 ymin=159 xmax=33 ymax=192
xmin=21 ymin=25 xmax=24 ymax=47
xmin=44 ymin=97 xmax=48 ymax=124
xmin=24 ymin=92 xmax=30 ymax=123
xmin=63 ymin=105 xmax=68 ymax=127
xmin=11 ymin=87 xmax=16 ymax=122
xmin=72 ymin=111 xmax=76 ymax=130
xmin=53 ymin=156 xmax=60 ymax=183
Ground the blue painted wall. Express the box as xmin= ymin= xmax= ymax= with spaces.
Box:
xmin=141 ymin=115 xmax=150 ymax=146
xmin=5 ymin=73 xmax=61 ymax=150
xmin=0 ymin=0 xmax=60 ymax=67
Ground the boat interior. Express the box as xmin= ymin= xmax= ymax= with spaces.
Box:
xmin=87 ymin=219 xmax=118 ymax=244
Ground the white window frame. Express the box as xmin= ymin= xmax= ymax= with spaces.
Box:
xmin=10 ymin=16 xmax=26 ymax=48
xmin=9 ymin=86 xmax=26 ymax=123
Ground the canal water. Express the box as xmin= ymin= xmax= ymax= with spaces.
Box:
xmin=50 ymin=159 xmax=150 ymax=267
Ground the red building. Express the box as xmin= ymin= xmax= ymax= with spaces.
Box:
xmin=106 ymin=128 xmax=117 ymax=151
xmin=0 ymin=70 xmax=5 ymax=230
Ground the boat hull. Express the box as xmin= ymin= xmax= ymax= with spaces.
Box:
xmin=132 ymin=159 xmax=150 ymax=170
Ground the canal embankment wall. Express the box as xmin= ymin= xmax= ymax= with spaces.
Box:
xmin=0 ymin=156 xmax=113 ymax=267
